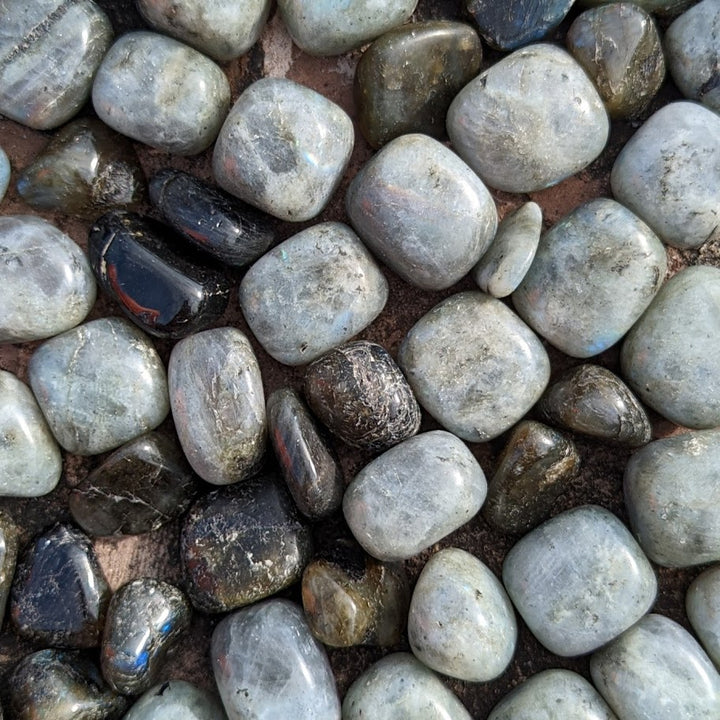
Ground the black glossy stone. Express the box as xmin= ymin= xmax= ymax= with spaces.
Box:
xmin=88 ymin=210 xmax=231 ymax=339
xmin=149 ymin=169 xmax=277 ymax=268
xmin=10 ymin=524 xmax=110 ymax=648
xmin=69 ymin=432 xmax=199 ymax=537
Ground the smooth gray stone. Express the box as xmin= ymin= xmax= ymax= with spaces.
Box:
xmin=0 ymin=371 xmax=62 ymax=497
xmin=591 ymin=614 xmax=720 ymax=720
xmin=447 ymin=44 xmax=609 ymax=193
xmin=687 ymin=565 xmax=720 ymax=670
xmin=93 ymin=31 xmax=231 ymax=155
xmin=240 ymin=222 xmax=388 ymax=365
xmin=214 ymin=78 xmax=354 ymax=222
xmin=0 ymin=215 xmax=96 ymax=344
xmin=277 ymin=0 xmax=418 ymax=56
xmin=513 ymin=198 xmax=666 ymax=358
xmin=136 ymin=0 xmax=271 ymax=62
xmin=346 ymin=133 xmax=497 ymax=290
xmin=0 ymin=0 xmax=113 ymax=130
xmin=342 ymin=652 xmax=473 ymax=720
xmin=611 ymin=101 xmax=720 ymax=249
xmin=579 ymin=0 xmax=696 ymax=15
xmin=212 ymin=599 xmax=340 ymax=720
xmin=408 ymin=547 xmax=516 ymax=682
xmin=665 ymin=0 xmax=720 ymax=113
xmin=169 ymin=327 xmax=266 ymax=485
xmin=123 ymin=680 xmax=227 ymax=720
xmin=398 ymin=291 xmax=549 ymax=442
xmin=0 ymin=148 xmax=9 ymax=203
xmin=624 ymin=428 xmax=720 ymax=567
xmin=28 ymin=317 xmax=169 ymax=455
xmin=473 ymin=202 xmax=542 ymax=298
xmin=621 ymin=265 xmax=720 ymax=428
xmin=488 ymin=669 xmax=618 ymax=720
xmin=503 ymin=504 xmax=657 ymax=656
xmin=0 ymin=513 xmax=19 ymax=626
xmin=343 ymin=430 xmax=487 ymax=561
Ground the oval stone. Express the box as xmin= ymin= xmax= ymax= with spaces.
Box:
xmin=579 ymin=0 xmax=695 ymax=15
xmin=92 ymin=31 xmax=231 ymax=155
xmin=398 ymin=291 xmax=550 ymax=442
xmin=346 ymin=133 xmax=497 ymax=290
xmin=513 ymin=198 xmax=667 ymax=358
xmin=687 ymin=565 xmax=720 ymax=670
xmin=123 ymin=680 xmax=228 ymax=720
xmin=447 ymin=44 xmax=609 ymax=193
xmin=0 ymin=147 xmax=10 ymax=203
xmin=0 ymin=215 xmax=96 ymax=344
xmin=343 ymin=430 xmax=487 ymax=561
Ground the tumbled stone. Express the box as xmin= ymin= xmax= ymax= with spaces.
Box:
xmin=503 ymin=505 xmax=657 ymax=656
xmin=101 ymin=579 xmax=192 ymax=696
xmin=483 ymin=420 xmax=580 ymax=534
xmin=267 ymin=388 xmax=343 ymax=520
xmin=16 ymin=118 xmax=145 ymax=219
xmin=621 ymin=265 xmax=720 ymax=428
xmin=488 ymin=668 xmax=618 ymax=720
xmin=0 ymin=513 xmax=19 ymax=625
xmin=447 ymin=44 xmax=609 ymax=193
xmin=277 ymin=0 xmax=417 ymax=56
xmin=342 ymin=652 xmax=473 ymax=720
xmin=8 ymin=649 xmax=126 ymax=720
xmin=28 ymin=317 xmax=169 ymax=455
xmin=181 ymin=474 xmax=312 ymax=612
xmin=343 ymin=430 xmax=486 ymax=561
xmin=398 ymin=291 xmax=549 ymax=442
xmin=304 ymin=341 xmax=421 ymax=451
xmin=123 ymin=680 xmax=228 ymax=720
xmin=579 ymin=0 xmax=695 ymax=16
xmin=591 ymin=614 xmax=720 ymax=719
xmin=0 ymin=147 xmax=10 ymax=203
xmin=240 ymin=222 xmax=388 ymax=365
xmin=212 ymin=599 xmax=340 ymax=719
xmin=0 ymin=215 xmax=96 ymax=344
xmin=69 ymin=432 xmax=198 ymax=536
xmin=346 ymin=133 xmax=497 ymax=290
xmin=611 ymin=101 xmax=720 ymax=249
xmin=149 ymin=169 xmax=276 ymax=268
xmin=513 ymin=198 xmax=666 ymax=358
xmin=169 ymin=327 xmax=266 ymax=485
xmin=408 ymin=547 xmax=517 ymax=682
xmin=10 ymin=524 xmax=110 ymax=648
xmin=0 ymin=0 xmax=113 ymax=130
xmin=355 ymin=21 xmax=483 ymax=148
xmin=537 ymin=364 xmax=652 ymax=446
xmin=0 ymin=370 xmax=62 ymax=497
xmin=213 ymin=78 xmax=353 ymax=221
xmin=93 ymin=31 xmax=230 ymax=155
xmin=687 ymin=565 xmax=720 ymax=670
xmin=136 ymin=0 xmax=270 ymax=62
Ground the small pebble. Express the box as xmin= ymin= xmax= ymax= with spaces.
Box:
xmin=687 ymin=565 xmax=720 ymax=670
xmin=122 ymin=680 xmax=228 ymax=720
xmin=0 ymin=513 xmax=19 ymax=625
xmin=0 ymin=147 xmax=10 ymax=203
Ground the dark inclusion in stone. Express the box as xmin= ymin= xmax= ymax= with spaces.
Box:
xmin=88 ymin=210 xmax=231 ymax=339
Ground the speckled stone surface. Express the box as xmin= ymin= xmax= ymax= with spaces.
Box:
xmin=122 ymin=680 xmax=228 ymax=720
xmin=398 ymin=291 xmax=549 ymax=442
xmin=503 ymin=505 xmax=657 ymax=656
xmin=93 ymin=31 xmax=231 ymax=155
xmin=0 ymin=147 xmax=10 ymax=203
xmin=0 ymin=513 xmax=19 ymax=626
xmin=687 ymin=565 xmax=720 ymax=670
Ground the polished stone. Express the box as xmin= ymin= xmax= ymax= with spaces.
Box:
xmin=621 ymin=265 xmax=720 ymax=428
xmin=503 ymin=505 xmax=657 ymax=656
xmin=513 ymin=198 xmax=666 ymax=358
xmin=0 ymin=147 xmax=10 ymax=203
xmin=447 ymin=44 xmax=609 ymax=193
xmin=304 ymin=340 xmax=421 ymax=451
xmin=408 ymin=547 xmax=516 ymax=682
xmin=0 ymin=513 xmax=19 ymax=625
xmin=579 ymin=0 xmax=695 ymax=15
xmin=611 ymin=101 xmax=720 ymax=249
xmin=343 ymin=430 xmax=486 ymax=561
xmin=93 ymin=31 xmax=231 ymax=155
xmin=346 ymin=133 xmax=497 ymax=290
xmin=169 ymin=327 xmax=266 ymax=485
xmin=0 ymin=215 xmax=96 ymax=344
xmin=181 ymin=474 xmax=312 ymax=612
xmin=398 ymin=291 xmax=549 ymax=442
xmin=0 ymin=370 xmax=62 ymax=497
xmin=213 ymin=78 xmax=353 ymax=221
xmin=28 ymin=317 xmax=169 ymax=455
xmin=69 ymin=432 xmax=198 ymax=536
xmin=687 ymin=565 xmax=720 ymax=670
xmin=0 ymin=0 xmax=113 ymax=130
xmin=591 ymin=614 xmax=720 ymax=719
xmin=212 ymin=599 xmax=340 ymax=719
xmin=240 ymin=222 xmax=388 ymax=365
xmin=355 ymin=21 xmax=483 ymax=148
xmin=101 ymin=579 xmax=192 ymax=696
xmin=123 ymin=680 xmax=228 ymax=720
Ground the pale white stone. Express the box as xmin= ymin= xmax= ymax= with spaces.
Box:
xmin=687 ymin=565 xmax=720 ymax=671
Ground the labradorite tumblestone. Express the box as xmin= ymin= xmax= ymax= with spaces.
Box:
xmin=122 ymin=680 xmax=228 ymax=720
xmin=687 ymin=566 xmax=720 ymax=670
xmin=0 ymin=148 xmax=10 ymax=203
xmin=0 ymin=513 xmax=19 ymax=626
